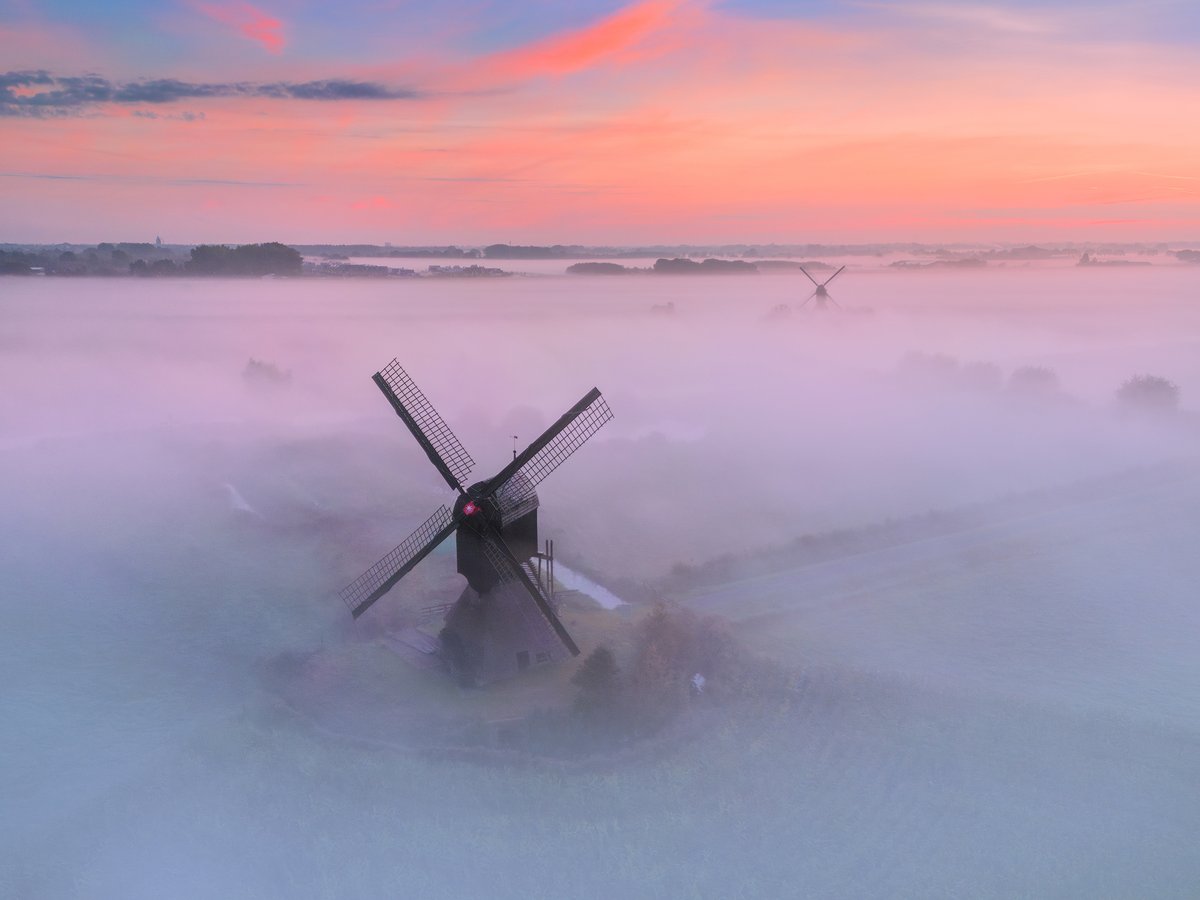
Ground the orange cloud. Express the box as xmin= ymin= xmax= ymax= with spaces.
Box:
xmin=195 ymin=1 xmax=285 ymax=53
xmin=483 ymin=0 xmax=691 ymax=81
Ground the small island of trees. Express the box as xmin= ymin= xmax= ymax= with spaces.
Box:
xmin=180 ymin=242 xmax=303 ymax=277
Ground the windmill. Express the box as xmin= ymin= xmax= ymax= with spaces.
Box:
xmin=798 ymin=264 xmax=846 ymax=310
xmin=338 ymin=359 xmax=613 ymax=685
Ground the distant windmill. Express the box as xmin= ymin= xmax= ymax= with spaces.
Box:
xmin=338 ymin=360 xmax=612 ymax=685
xmin=798 ymin=265 xmax=846 ymax=310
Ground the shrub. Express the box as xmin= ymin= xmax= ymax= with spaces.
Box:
xmin=625 ymin=604 xmax=775 ymax=731
xmin=1115 ymin=374 xmax=1180 ymax=415
xmin=572 ymin=646 xmax=621 ymax=717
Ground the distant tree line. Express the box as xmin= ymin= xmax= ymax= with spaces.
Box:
xmin=653 ymin=257 xmax=758 ymax=274
xmin=293 ymin=244 xmax=480 ymax=259
xmin=896 ymin=352 xmax=1065 ymax=399
xmin=483 ymin=244 xmax=591 ymax=259
xmin=895 ymin=352 xmax=1186 ymax=420
xmin=565 ymin=258 xmax=761 ymax=275
xmin=1 ymin=241 xmax=302 ymax=277
xmin=566 ymin=262 xmax=641 ymax=275
xmin=1 ymin=242 xmax=179 ymax=276
xmin=128 ymin=242 xmax=301 ymax=276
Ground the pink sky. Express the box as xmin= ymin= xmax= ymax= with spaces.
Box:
xmin=3 ymin=0 xmax=1200 ymax=244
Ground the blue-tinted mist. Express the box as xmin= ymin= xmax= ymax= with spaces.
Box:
xmin=3 ymin=265 xmax=1200 ymax=898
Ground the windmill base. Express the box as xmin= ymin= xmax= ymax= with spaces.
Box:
xmin=438 ymin=582 xmax=573 ymax=687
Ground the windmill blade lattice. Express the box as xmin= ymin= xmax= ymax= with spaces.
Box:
xmin=374 ymin=359 xmax=475 ymax=492
xmin=478 ymin=529 xmax=580 ymax=655
xmin=493 ymin=470 xmax=539 ymax=523
xmin=340 ymin=505 xmax=456 ymax=618
xmin=485 ymin=388 xmax=612 ymax=505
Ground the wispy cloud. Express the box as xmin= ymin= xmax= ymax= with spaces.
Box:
xmin=193 ymin=1 xmax=286 ymax=53
xmin=132 ymin=110 xmax=207 ymax=121
xmin=479 ymin=0 xmax=693 ymax=81
xmin=0 ymin=71 xmax=423 ymax=116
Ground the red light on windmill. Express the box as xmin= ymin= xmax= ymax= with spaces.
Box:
xmin=463 ymin=501 xmax=478 ymax=516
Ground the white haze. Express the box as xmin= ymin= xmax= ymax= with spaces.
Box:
xmin=2 ymin=267 xmax=1200 ymax=898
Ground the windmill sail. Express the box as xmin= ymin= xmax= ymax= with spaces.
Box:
xmin=340 ymin=505 xmax=457 ymax=618
xmin=493 ymin=470 xmax=539 ymax=524
xmin=374 ymin=359 xmax=475 ymax=492
xmin=478 ymin=530 xmax=580 ymax=656
xmin=797 ymin=264 xmax=845 ymax=308
xmin=485 ymin=388 xmax=612 ymax=504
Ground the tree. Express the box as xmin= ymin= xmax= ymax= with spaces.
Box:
xmin=626 ymin=604 xmax=718 ymax=730
xmin=186 ymin=244 xmax=234 ymax=274
xmin=572 ymin=646 xmax=621 ymax=717
xmin=233 ymin=241 xmax=302 ymax=276
xmin=0 ymin=250 xmax=34 ymax=274
xmin=1116 ymin=374 xmax=1180 ymax=416
xmin=185 ymin=242 xmax=302 ymax=276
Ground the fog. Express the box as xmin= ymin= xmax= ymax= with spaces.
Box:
xmin=3 ymin=267 xmax=1200 ymax=897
